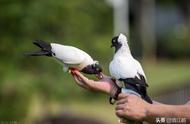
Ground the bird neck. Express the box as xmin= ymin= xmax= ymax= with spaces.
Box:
xmin=115 ymin=44 xmax=131 ymax=56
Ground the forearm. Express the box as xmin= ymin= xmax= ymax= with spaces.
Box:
xmin=90 ymin=80 xmax=112 ymax=94
xmin=72 ymin=71 xmax=115 ymax=95
xmin=145 ymin=104 xmax=190 ymax=123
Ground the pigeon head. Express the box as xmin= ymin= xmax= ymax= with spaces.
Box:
xmin=81 ymin=61 xmax=102 ymax=75
xmin=111 ymin=33 xmax=128 ymax=53
xmin=92 ymin=61 xmax=103 ymax=74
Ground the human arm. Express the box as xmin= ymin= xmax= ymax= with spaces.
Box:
xmin=115 ymin=93 xmax=190 ymax=123
xmin=146 ymin=103 xmax=190 ymax=123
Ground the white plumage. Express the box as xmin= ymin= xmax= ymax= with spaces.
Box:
xmin=109 ymin=34 xmax=146 ymax=81
xmin=110 ymin=55 xmax=146 ymax=80
xmin=109 ymin=33 xmax=152 ymax=104
xmin=109 ymin=33 xmax=152 ymax=124
xmin=51 ymin=43 xmax=94 ymax=70
xmin=27 ymin=40 xmax=102 ymax=75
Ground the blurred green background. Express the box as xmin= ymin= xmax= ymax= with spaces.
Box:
xmin=0 ymin=0 xmax=190 ymax=124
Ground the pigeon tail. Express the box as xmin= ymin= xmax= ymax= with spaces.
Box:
xmin=119 ymin=77 xmax=153 ymax=104
xmin=26 ymin=40 xmax=53 ymax=56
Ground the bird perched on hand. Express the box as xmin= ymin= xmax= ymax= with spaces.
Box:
xmin=109 ymin=34 xmax=152 ymax=104
xmin=26 ymin=40 xmax=102 ymax=77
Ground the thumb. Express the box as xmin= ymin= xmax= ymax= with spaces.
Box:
xmin=73 ymin=70 xmax=89 ymax=83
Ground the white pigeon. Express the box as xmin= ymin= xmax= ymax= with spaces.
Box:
xmin=109 ymin=34 xmax=152 ymax=104
xmin=27 ymin=40 xmax=102 ymax=76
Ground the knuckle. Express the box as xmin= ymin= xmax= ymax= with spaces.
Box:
xmin=125 ymin=105 xmax=130 ymax=110
xmin=118 ymin=93 xmax=122 ymax=98
xmin=115 ymin=111 xmax=123 ymax=117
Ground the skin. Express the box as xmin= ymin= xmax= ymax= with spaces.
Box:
xmin=71 ymin=70 xmax=114 ymax=94
xmin=116 ymin=94 xmax=190 ymax=123
xmin=71 ymin=70 xmax=190 ymax=124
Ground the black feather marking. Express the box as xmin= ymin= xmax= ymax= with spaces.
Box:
xmin=138 ymin=73 xmax=149 ymax=87
xmin=111 ymin=36 xmax=122 ymax=53
xmin=81 ymin=64 xmax=102 ymax=75
xmin=25 ymin=50 xmax=50 ymax=56
xmin=27 ymin=40 xmax=53 ymax=56
xmin=119 ymin=74 xmax=152 ymax=104
xmin=33 ymin=40 xmax=51 ymax=51
xmin=81 ymin=65 xmax=96 ymax=74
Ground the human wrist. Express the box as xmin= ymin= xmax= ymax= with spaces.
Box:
xmin=143 ymin=103 xmax=155 ymax=122
xmin=144 ymin=104 xmax=168 ymax=122
xmin=110 ymin=82 xmax=121 ymax=99
xmin=89 ymin=79 xmax=112 ymax=94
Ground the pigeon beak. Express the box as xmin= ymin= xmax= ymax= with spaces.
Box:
xmin=96 ymin=72 xmax=103 ymax=79
xmin=111 ymin=44 xmax=114 ymax=48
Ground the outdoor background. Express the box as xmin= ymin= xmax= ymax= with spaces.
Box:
xmin=0 ymin=0 xmax=190 ymax=124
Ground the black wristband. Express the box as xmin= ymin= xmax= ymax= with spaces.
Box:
xmin=109 ymin=80 xmax=121 ymax=104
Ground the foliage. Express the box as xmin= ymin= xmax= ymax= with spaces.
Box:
xmin=0 ymin=0 xmax=113 ymax=121
xmin=158 ymin=25 xmax=190 ymax=58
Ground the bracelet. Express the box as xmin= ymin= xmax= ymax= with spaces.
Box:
xmin=109 ymin=79 xmax=121 ymax=104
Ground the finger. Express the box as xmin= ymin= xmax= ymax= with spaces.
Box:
xmin=73 ymin=71 xmax=89 ymax=82
xmin=115 ymin=110 xmax=125 ymax=118
xmin=73 ymin=75 xmax=89 ymax=89
xmin=73 ymin=75 xmax=83 ymax=85
xmin=72 ymin=71 xmax=97 ymax=90
xmin=73 ymin=75 xmax=86 ymax=86
xmin=71 ymin=71 xmax=85 ymax=83
xmin=70 ymin=70 xmax=76 ymax=76
xmin=118 ymin=93 xmax=129 ymax=100
xmin=71 ymin=70 xmax=79 ymax=77
xmin=95 ymin=72 xmax=103 ymax=79
xmin=116 ymin=98 xmax=128 ymax=105
xmin=115 ymin=104 xmax=125 ymax=111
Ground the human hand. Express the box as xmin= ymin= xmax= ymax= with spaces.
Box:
xmin=71 ymin=70 xmax=115 ymax=94
xmin=115 ymin=93 xmax=151 ymax=121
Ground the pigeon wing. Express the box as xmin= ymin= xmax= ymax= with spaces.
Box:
xmin=51 ymin=43 xmax=92 ymax=65
xmin=134 ymin=60 xmax=146 ymax=80
xmin=134 ymin=59 xmax=148 ymax=87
